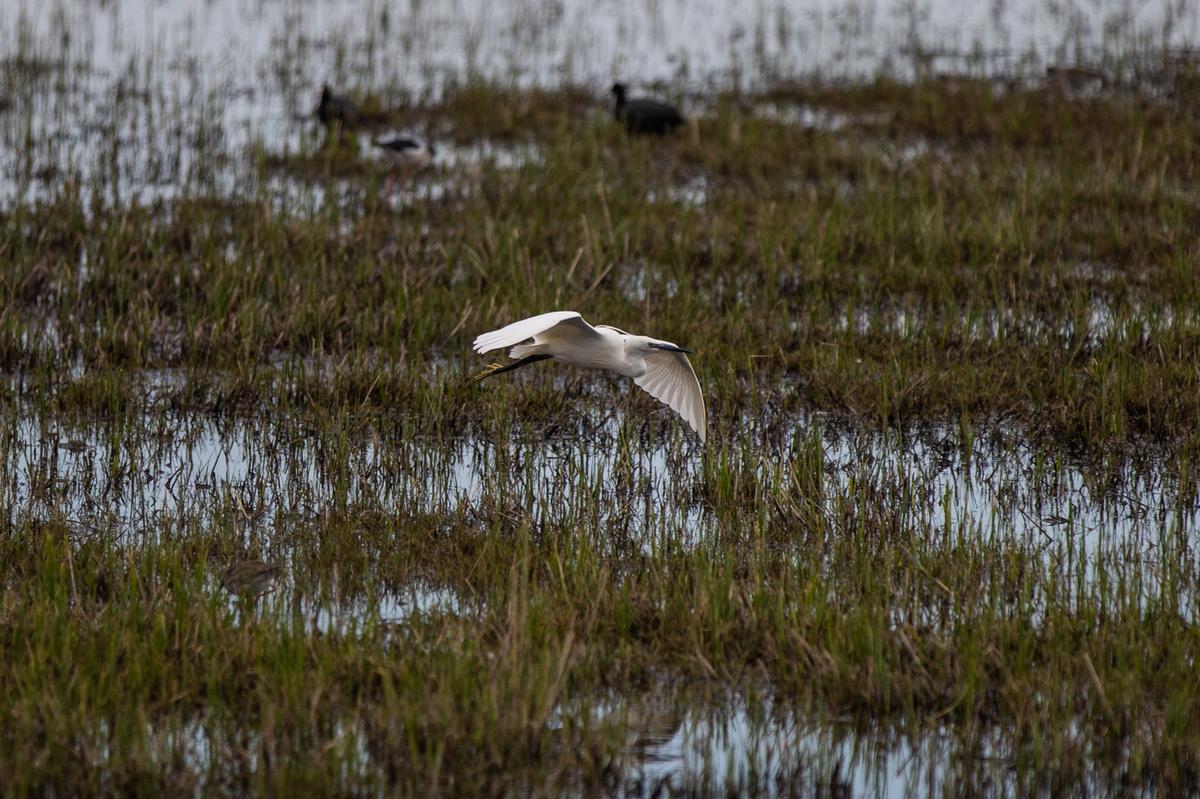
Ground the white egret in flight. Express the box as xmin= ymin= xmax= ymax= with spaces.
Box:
xmin=472 ymin=311 xmax=707 ymax=443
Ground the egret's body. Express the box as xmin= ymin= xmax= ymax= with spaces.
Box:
xmin=472 ymin=311 xmax=707 ymax=442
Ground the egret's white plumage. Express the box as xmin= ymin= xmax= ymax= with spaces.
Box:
xmin=472 ymin=311 xmax=707 ymax=443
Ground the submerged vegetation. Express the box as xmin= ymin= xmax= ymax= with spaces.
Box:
xmin=2 ymin=1 xmax=1200 ymax=795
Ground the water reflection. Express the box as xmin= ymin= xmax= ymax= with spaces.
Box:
xmin=603 ymin=695 xmax=1025 ymax=797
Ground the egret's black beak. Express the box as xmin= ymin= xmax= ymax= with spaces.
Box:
xmin=650 ymin=342 xmax=693 ymax=354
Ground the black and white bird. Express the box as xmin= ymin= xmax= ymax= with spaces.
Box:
xmin=611 ymin=82 xmax=685 ymax=135
xmin=372 ymin=136 xmax=436 ymax=168
xmin=316 ymin=84 xmax=360 ymax=127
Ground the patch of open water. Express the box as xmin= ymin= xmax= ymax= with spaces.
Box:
xmin=3 ymin=386 xmax=1195 ymax=611
xmin=156 ymin=691 xmax=1026 ymax=795
xmin=2 ymin=0 xmax=1197 ymax=207
xmin=619 ymin=701 xmax=999 ymax=797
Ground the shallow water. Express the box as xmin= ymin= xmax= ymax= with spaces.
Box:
xmin=158 ymin=691 xmax=994 ymax=795
xmin=2 ymin=1 xmax=1197 ymax=790
xmin=2 ymin=0 xmax=1197 ymax=206
xmin=623 ymin=703 xmax=981 ymax=797
xmin=828 ymin=299 xmax=1193 ymax=349
xmin=4 ymin=385 xmax=1195 ymax=605
xmin=5 ymin=0 xmax=1192 ymax=94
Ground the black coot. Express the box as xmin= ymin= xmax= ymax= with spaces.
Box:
xmin=316 ymin=84 xmax=360 ymax=127
xmin=611 ymin=83 xmax=685 ymax=135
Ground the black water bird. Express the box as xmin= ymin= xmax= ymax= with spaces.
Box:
xmin=316 ymin=84 xmax=360 ymax=127
xmin=611 ymin=82 xmax=685 ymax=135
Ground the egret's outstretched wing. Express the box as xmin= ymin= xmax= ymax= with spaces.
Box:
xmin=473 ymin=311 xmax=599 ymax=354
xmin=634 ymin=350 xmax=707 ymax=443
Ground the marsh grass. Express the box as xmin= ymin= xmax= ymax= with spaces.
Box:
xmin=2 ymin=54 xmax=1200 ymax=795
